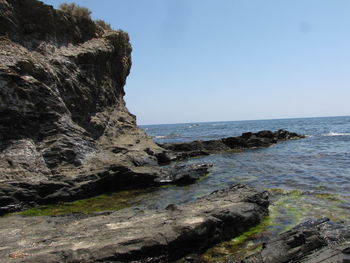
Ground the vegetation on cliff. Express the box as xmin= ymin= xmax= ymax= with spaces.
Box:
xmin=58 ymin=2 xmax=112 ymax=31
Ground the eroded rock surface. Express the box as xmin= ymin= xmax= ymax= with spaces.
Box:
xmin=0 ymin=0 xmax=212 ymax=213
xmin=237 ymin=218 xmax=350 ymax=263
xmin=0 ymin=0 xmax=305 ymax=215
xmin=0 ymin=185 xmax=269 ymax=263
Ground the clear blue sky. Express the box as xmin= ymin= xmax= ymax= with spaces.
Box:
xmin=43 ymin=0 xmax=350 ymax=125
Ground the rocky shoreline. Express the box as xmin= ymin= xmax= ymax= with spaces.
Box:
xmin=0 ymin=0 xmax=305 ymax=215
xmin=159 ymin=129 xmax=304 ymax=160
xmin=1 ymin=1 xmax=349 ymax=263
xmin=0 ymin=127 xmax=303 ymax=215
xmin=235 ymin=218 xmax=350 ymax=263
xmin=0 ymin=0 xmax=214 ymax=214
xmin=2 ymin=188 xmax=350 ymax=263
xmin=0 ymin=185 xmax=269 ymax=262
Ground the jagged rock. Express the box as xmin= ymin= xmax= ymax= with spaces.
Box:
xmin=160 ymin=129 xmax=305 ymax=158
xmin=0 ymin=0 xmax=215 ymax=213
xmin=0 ymin=0 xmax=305 ymax=215
xmin=0 ymin=185 xmax=269 ymax=263
xmin=236 ymin=218 xmax=350 ymax=263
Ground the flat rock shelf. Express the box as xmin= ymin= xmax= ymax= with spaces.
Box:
xmin=0 ymin=185 xmax=268 ymax=263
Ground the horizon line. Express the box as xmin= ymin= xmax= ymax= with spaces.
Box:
xmin=139 ymin=114 xmax=350 ymax=126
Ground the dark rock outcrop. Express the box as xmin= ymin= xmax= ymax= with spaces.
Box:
xmin=160 ymin=129 xmax=304 ymax=159
xmin=0 ymin=0 xmax=305 ymax=215
xmin=0 ymin=0 xmax=213 ymax=213
xmin=0 ymin=163 xmax=212 ymax=214
xmin=0 ymin=184 xmax=269 ymax=263
xmin=236 ymin=218 xmax=350 ymax=263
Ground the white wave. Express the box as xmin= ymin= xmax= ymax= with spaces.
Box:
xmin=154 ymin=135 xmax=166 ymax=139
xmin=154 ymin=133 xmax=178 ymax=139
xmin=322 ymin=132 xmax=350 ymax=137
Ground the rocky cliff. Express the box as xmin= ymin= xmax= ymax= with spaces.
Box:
xmin=0 ymin=0 xmax=135 ymax=173
xmin=0 ymin=0 xmax=305 ymax=215
xmin=0 ymin=0 xmax=213 ymax=213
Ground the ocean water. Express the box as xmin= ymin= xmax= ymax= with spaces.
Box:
xmin=139 ymin=116 xmax=350 ymax=260
xmin=141 ymin=116 xmax=350 ymax=198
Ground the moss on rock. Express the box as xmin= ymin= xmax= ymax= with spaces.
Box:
xmin=199 ymin=188 xmax=350 ymax=262
xmin=15 ymin=189 xmax=152 ymax=216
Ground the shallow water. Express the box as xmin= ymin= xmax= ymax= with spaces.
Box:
xmin=141 ymin=116 xmax=350 ymax=261
xmin=141 ymin=116 xmax=350 ymax=205
xmin=18 ymin=116 xmax=350 ymax=261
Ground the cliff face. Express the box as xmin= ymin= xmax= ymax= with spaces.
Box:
xmin=0 ymin=0 xmax=300 ymax=214
xmin=0 ymin=0 xmax=206 ymax=213
xmin=0 ymin=5 xmax=134 ymax=171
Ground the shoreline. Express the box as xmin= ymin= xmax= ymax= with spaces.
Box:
xmin=1 ymin=1 xmax=349 ymax=262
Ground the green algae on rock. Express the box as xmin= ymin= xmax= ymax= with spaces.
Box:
xmin=200 ymin=216 xmax=270 ymax=262
xmin=199 ymin=188 xmax=350 ymax=262
xmin=240 ymin=217 xmax=350 ymax=263
xmin=0 ymin=185 xmax=269 ymax=263
xmin=15 ymin=189 xmax=152 ymax=216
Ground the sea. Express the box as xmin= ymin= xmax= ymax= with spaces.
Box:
xmin=138 ymin=116 xmax=350 ymax=260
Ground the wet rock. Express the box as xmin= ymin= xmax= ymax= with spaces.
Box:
xmin=255 ymin=130 xmax=274 ymax=139
xmin=0 ymin=164 xmax=212 ymax=215
xmin=236 ymin=218 xmax=350 ymax=263
xmin=160 ymin=130 xmax=305 ymax=158
xmin=154 ymin=151 xmax=178 ymax=165
xmin=342 ymin=247 xmax=350 ymax=255
xmin=222 ymin=137 xmax=248 ymax=149
xmin=0 ymin=185 xmax=269 ymax=263
xmin=241 ymin=132 xmax=253 ymax=139
xmin=157 ymin=163 xmax=212 ymax=186
xmin=0 ymin=162 xmax=212 ymax=214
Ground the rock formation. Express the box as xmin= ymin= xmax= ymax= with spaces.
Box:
xmin=236 ymin=218 xmax=350 ymax=263
xmin=0 ymin=0 xmax=305 ymax=215
xmin=160 ymin=129 xmax=304 ymax=159
xmin=0 ymin=0 xmax=212 ymax=214
xmin=2 ymin=2 xmax=339 ymax=263
xmin=0 ymin=185 xmax=269 ymax=263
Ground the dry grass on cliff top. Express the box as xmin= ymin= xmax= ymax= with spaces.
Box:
xmin=59 ymin=2 xmax=112 ymax=31
xmin=59 ymin=3 xmax=91 ymax=19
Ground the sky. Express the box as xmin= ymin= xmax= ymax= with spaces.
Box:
xmin=43 ymin=0 xmax=350 ymax=125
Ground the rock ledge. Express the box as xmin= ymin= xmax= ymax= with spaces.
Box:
xmin=0 ymin=184 xmax=268 ymax=263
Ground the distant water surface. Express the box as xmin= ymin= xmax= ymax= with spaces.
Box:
xmin=139 ymin=116 xmax=350 ymax=253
